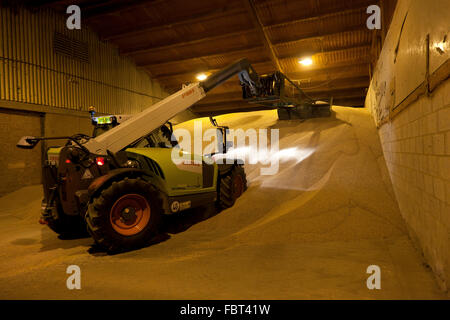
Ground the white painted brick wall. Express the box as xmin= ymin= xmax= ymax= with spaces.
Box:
xmin=373 ymin=79 xmax=450 ymax=291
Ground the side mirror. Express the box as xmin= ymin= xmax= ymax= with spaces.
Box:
xmin=16 ymin=136 xmax=39 ymax=149
xmin=166 ymin=121 xmax=173 ymax=134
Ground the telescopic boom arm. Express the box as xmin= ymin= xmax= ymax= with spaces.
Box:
xmin=83 ymin=58 xmax=261 ymax=155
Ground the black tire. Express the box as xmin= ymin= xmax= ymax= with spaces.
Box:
xmin=277 ymin=108 xmax=290 ymax=120
xmin=218 ymin=165 xmax=247 ymax=210
xmin=46 ymin=207 xmax=88 ymax=237
xmin=85 ymin=177 xmax=163 ymax=252
xmin=316 ymin=105 xmax=332 ymax=117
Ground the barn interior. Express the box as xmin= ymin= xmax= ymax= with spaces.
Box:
xmin=0 ymin=0 xmax=449 ymax=299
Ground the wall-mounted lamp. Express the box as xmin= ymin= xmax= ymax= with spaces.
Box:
xmin=435 ymin=35 xmax=447 ymax=55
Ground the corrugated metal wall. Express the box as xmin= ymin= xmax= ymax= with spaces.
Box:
xmin=0 ymin=5 xmax=168 ymax=114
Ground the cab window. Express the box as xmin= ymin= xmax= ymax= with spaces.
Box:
xmin=92 ymin=124 xmax=115 ymax=137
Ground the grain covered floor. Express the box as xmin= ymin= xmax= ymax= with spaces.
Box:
xmin=0 ymin=107 xmax=445 ymax=299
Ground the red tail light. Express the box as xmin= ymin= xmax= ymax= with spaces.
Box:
xmin=65 ymin=159 xmax=71 ymax=164
xmin=96 ymin=157 xmax=105 ymax=166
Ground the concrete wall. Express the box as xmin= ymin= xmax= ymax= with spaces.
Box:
xmin=0 ymin=108 xmax=42 ymax=196
xmin=43 ymin=112 xmax=93 ymax=148
xmin=0 ymin=5 xmax=170 ymax=196
xmin=0 ymin=103 xmax=97 ymax=196
xmin=366 ymin=0 xmax=450 ymax=291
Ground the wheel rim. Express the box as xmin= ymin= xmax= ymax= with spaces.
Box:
xmin=232 ymin=174 xmax=244 ymax=200
xmin=110 ymin=194 xmax=151 ymax=236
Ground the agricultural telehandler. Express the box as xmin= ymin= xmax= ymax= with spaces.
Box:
xmin=16 ymin=59 xmax=330 ymax=251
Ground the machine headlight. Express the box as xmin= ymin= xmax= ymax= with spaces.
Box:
xmin=125 ymin=160 xmax=140 ymax=168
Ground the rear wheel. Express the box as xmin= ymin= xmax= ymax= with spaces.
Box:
xmin=85 ymin=177 xmax=163 ymax=252
xmin=277 ymin=108 xmax=290 ymax=120
xmin=218 ymin=165 xmax=247 ymax=210
xmin=45 ymin=207 xmax=88 ymax=237
xmin=313 ymin=105 xmax=332 ymax=117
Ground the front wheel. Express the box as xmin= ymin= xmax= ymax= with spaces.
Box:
xmin=85 ymin=177 xmax=163 ymax=252
xmin=218 ymin=165 xmax=247 ymax=210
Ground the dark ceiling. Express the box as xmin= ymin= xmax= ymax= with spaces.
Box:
xmin=21 ymin=0 xmax=397 ymax=116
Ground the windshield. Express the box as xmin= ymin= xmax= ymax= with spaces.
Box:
xmin=92 ymin=124 xmax=115 ymax=137
xmin=91 ymin=122 xmax=177 ymax=147
xmin=130 ymin=126 xmax=177 ymax=149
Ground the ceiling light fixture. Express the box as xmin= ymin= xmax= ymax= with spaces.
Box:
xmin=196 ymin=73 xmax=208 ymax=81
xmin=299 ymin=57 xmax=313 ymax=66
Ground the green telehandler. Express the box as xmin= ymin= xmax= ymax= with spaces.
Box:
xmin=16 ymin=58 xmax=330 ymax=251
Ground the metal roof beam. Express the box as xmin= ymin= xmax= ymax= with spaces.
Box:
xmin=83 ymin=0 xmax=166 ymax=20
xmin=260 ymin=1 xmax=375 ymax=28
xmin=272 ymin=26 xmax=368 ymax=47
xmin=139 ymin=45 xmax=266 ymax=69
xmin=121 ymin=28 xmax=256 ymax=56
xmin=102 ymin=6 xmax=246 ymax=41
xmin=150 ymin=46 xmax=370 ymax=80
xmin=244 ymin=0 xmax=282 ymax=72
xmin=286 ymin=63 xmax=370 ymax=80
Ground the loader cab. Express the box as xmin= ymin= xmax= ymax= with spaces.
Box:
xmin=92 ymin=115 xmax=131 ymax=137
xmin=129 ymin=123 xmax=178 ymax=149
xmin=93 ymin=123 xmax=115 ymax=137
xmin=91 ymin=114 xmax=177 ymax=148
